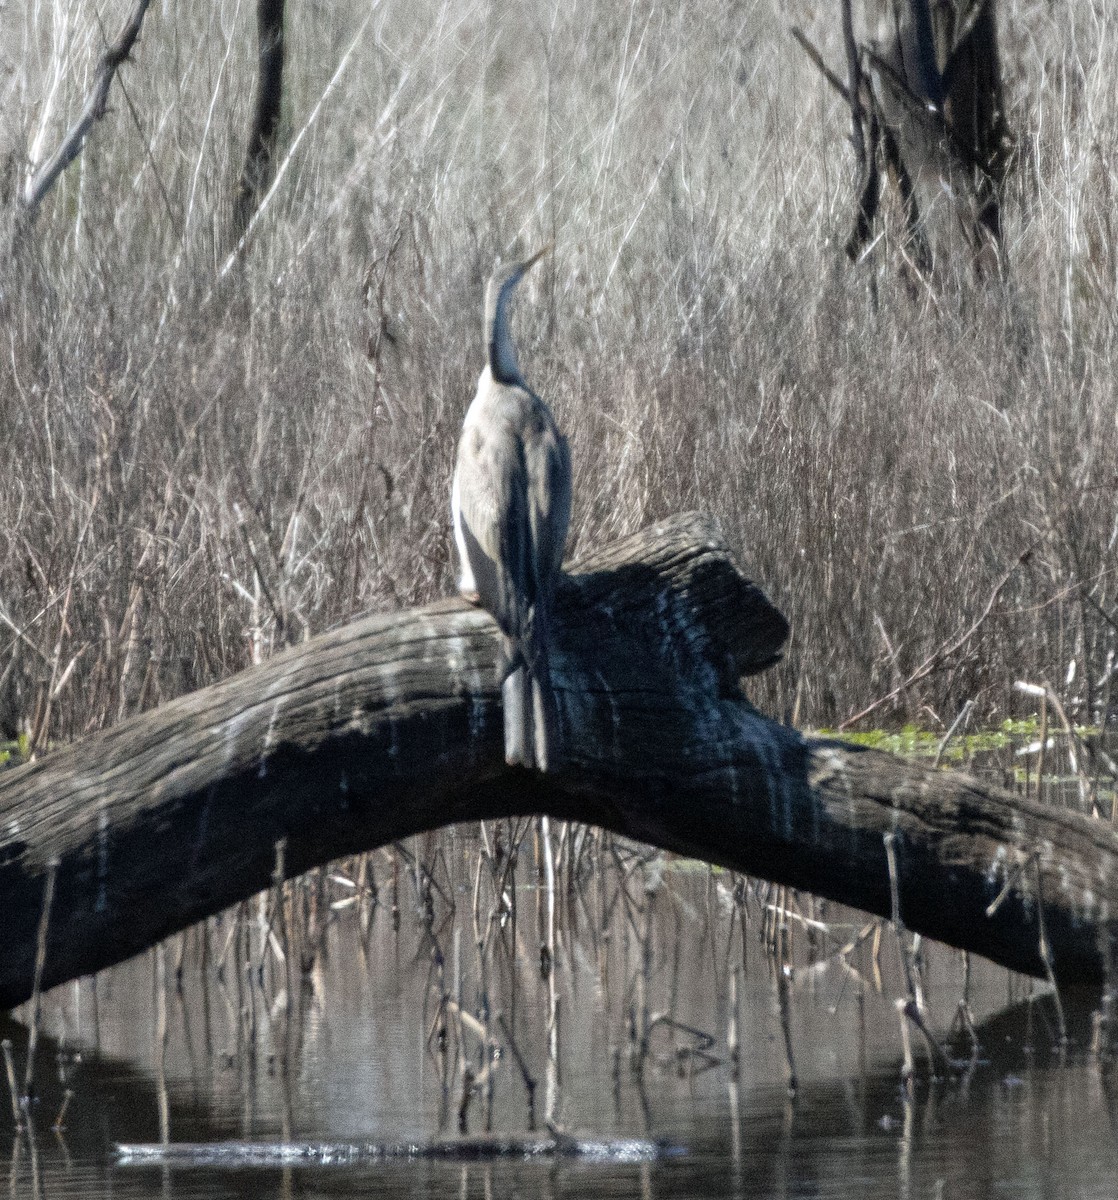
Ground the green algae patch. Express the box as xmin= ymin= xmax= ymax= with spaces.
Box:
xmin=814 ymin=718 xmax=1055 ymax=762
xmin=0 ymin=733 xmax=29 ymax=769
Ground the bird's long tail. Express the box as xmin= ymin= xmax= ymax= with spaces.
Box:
xmin=501 ymin=620 xmax=560 ymax=772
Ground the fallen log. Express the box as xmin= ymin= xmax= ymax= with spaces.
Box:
xmin=0 ymin=512 xmax=1115 ymax=1010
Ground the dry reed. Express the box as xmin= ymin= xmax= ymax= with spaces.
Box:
xmin=0 ymin=0 xmax=1114 ymax=748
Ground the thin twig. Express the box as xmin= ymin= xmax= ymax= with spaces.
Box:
xmin=884 ymin=834 xmax=952 ymax=1077
xmin=1032 ymin=857 xmax=1068 ymax=1046
xmin=1 ymin=1041 xmax=21 ymax=1129
xmin=933 ymin=700 xmax=974 ymax=769
xmin=52 ymin=1088 xmax=73 ymax=1133
xmin=986 ymin=850 xmax=1068 ymax=1045
xmin=884 ymin=833 xmax=917 ymax=999
xmin=841 ymin=553 xmax=1027 ymax=730
xmin=496 ymin=1013 xmax=537 ymax=1128
xmin=789 ymin=27 xmax=850 ymax=102
xmin=23 ymin=859 xmax=59 ymax=1102
xmin=1014 ymin=681 xmax=1094 ymax=813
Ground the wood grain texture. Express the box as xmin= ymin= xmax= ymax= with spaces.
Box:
xmin=0 ymin=512 xmax=1115 ymax=1009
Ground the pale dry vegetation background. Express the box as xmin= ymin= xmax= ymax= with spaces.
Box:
xmin=1 ymin=0 xmax=1116 ymax=750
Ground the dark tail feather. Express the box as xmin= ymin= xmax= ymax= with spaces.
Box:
xmin=501 ymin=627 xmax=560 ymax=772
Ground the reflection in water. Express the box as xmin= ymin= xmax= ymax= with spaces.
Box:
xmin=1 ymin=833 xmax=1117 ymax=1198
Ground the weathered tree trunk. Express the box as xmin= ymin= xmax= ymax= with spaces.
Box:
xmin=872 ymin=0 xmax=1008 ymax=273
xmin=230 ymin=0 xmax=286 ymax=243
xmin=798 ymin=0 xmax=1010 ymax=277
xmin=0 ymin=513 xmax=1115 ymax=1011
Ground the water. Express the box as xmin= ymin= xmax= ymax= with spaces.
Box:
xmin=4 ymin=837 xmax=1118 ymax=1199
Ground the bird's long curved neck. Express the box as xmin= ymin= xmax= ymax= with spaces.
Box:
xmin=486 ymin=272 xmax=524 ymax=387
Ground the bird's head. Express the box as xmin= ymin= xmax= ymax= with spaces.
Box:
xmin=485 ymin=245 xmax=550 ymax=386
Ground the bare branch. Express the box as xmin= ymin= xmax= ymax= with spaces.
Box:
xmin=21 ymin=0 xmax=153 ymax=219
xmin=841 ymin=0 xmax=866 ymax=175
xmin=789 ymin=27 xmax=850 ymax=103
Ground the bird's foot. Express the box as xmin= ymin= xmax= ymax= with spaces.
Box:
xmin=459 ymin=588 xmax=482 ymax=606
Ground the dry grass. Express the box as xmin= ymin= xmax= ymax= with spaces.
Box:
xmin=1 ymin=0 xmax=1116 ymax=749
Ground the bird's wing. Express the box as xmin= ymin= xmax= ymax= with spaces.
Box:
xmin=525 ymin=414 xmax=571 ymax=595
xmin=455 ymin=403 xmax=532 ymax=639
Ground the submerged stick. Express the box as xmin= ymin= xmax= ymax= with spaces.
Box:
xmin=1 ymin=1041 xmax=20 ymax=1129
xmin=115 ymin=1133 xmax=680 ymax=1166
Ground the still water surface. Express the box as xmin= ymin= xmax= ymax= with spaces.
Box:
xmin=4 ymin=839 xmax=1117 ymax=1199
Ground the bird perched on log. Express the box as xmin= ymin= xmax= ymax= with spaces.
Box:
xmin=452 ymin=248 xmax=571 ymax=771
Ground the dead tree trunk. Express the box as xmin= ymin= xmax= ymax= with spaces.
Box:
xmin=0 ymin=512 xmax=1115 ymax=1011
xmin=795 ymin=0 xmax=1011 ymax=278
xmin=872 ymin=0 xmax=1009 ymax=274
xmin=230 ymin=0 xmax=286 ymax=243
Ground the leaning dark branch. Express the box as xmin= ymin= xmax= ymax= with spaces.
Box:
xmin=1 ymin=513 xmax=1116 ymax=1011
xmin=230 ymin=0 xmax=286 ymax=243
xmin=20 ymin=0 xmax=153 ymax=218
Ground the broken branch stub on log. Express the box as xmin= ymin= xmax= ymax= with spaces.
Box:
xmin=1 ymin=512 xmax=1117 ymax=1011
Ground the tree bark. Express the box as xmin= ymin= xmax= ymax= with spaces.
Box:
xmin=0 ymin=512 xmax=1115 ymax=1011
xmin=872 ymin=0 xmax=1006 ymax=275
xmin=230 ymin=0 xmax=286 ymax=243
xmin=797 ymin=1 xmax=1008 ymax=277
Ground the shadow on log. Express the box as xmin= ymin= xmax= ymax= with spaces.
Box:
xmin=1 ymin=512 xmax=1116 ymax=1010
